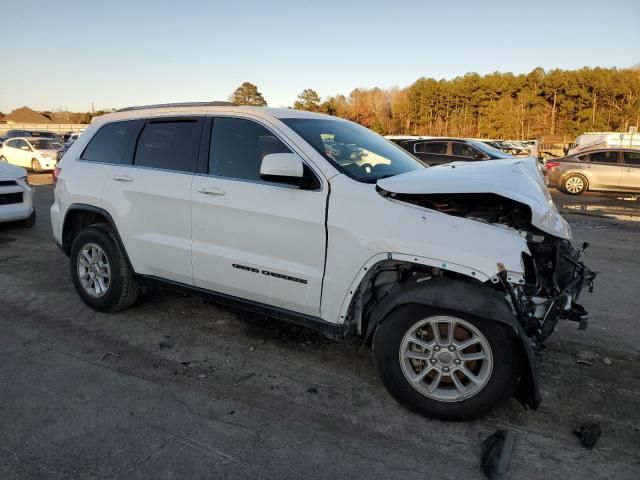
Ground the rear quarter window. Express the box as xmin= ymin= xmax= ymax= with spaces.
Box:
xmin=81 ymin=120 xmax=142 ymax=164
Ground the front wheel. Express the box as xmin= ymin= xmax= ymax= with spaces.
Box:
xmin=372 ymin=305 xmax=521 ymax=421
xmin=31 ymin=158 xmax=42 ymax=173
xmin=0 ymin=156 xmax=7 ymax=162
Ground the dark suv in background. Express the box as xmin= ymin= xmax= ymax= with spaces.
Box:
xmin=392 ymin=138 xmax=514 ymax=166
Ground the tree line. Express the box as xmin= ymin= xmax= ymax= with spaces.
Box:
xmin=233 ymin=67 xmax=640 ymax=141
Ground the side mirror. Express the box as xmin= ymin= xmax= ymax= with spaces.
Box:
xmin=260 ymin=153 xmax=305 ymax=185
xmin=474 ymin=153 xmax=485 ymax=160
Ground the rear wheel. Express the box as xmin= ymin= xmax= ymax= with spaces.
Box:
xmin=70 ymin=225 xmax=139 ymax=312
xmin=31 ymin=158 xmax=42 ymax=173
xmin=0 ymin=156 xmax=7 ymax=162
xmin=372 ymin=305 xmax=521 ymax=420
xmin=563 ymin=174 xmax=587 ymax=195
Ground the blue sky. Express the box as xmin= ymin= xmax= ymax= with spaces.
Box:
xmin=1 ymin=0 xmax=638 ymax=112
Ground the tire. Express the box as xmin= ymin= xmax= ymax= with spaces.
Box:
xmin=0 ymin=156 xmax=7 ymax=162
xmin=562 ymin=174 xmax=587 ymax=195
xmin=70 ymin=225 xmax=139 ymax=312
xmin=21 ymin=210 xmax=36 ymax=228
xmin=31 ymin=158 xmax=42 ymax=173
xmin=372 ymin=304 xmax=522 ymax=421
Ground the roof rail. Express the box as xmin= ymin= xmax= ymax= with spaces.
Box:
xmin=116 ymin=101 xmax=235 ymax=112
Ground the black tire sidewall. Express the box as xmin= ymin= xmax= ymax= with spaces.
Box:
xmin=69 ymin=227 xmax=126 ymax=312
xmin=372 ymin=304 xmax=522 ymax=421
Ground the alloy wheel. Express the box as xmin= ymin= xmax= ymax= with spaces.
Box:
xmin=399 ymin=316 xmax=493 ymax=402
xmin=77 ymin=242 xmax=111 ymax=298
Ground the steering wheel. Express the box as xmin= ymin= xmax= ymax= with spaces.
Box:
xmin=359 ymin=163 xmax=374 ymax=175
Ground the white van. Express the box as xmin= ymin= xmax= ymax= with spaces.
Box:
xmin=568 ymin=131 xmax=640 ymax=155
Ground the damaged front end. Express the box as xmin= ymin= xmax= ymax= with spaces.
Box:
xmin=376 ymin=159 xmax=597 ymax=407
xmin=382 ymin=189 xmax=597 ymax=344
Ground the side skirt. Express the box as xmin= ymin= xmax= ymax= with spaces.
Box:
xmin=136 ymin=275 xmax=344 ymax=340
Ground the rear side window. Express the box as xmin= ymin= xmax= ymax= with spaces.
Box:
xmin=209 ymin=117 xmax=291 ymax=181
xmin=82 ymin=120 xmax=141 ymax=164
xmin=415 ymin=141 xmax=447 ymax=155
xmin=623 ymin=151 xmax=640 ymax=166
xmin=587 ymin=151 xmax=619 ymax=164
xmin=134 ymin=121 xmax=200 ymax=173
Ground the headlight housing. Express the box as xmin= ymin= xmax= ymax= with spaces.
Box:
xmin=19 ymin=175 xmax=30 ymax=185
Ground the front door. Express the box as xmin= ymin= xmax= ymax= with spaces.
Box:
xmin=621 ymin=150 xmax=640 ymax=191
xmin=583 ymin=150 xmax=622 ymax=190
xmin=191 ymin=116 xmax=327 ymax=316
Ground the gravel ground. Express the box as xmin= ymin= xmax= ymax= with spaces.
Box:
xmin=0 ymin=185 xmax=639 ymax=479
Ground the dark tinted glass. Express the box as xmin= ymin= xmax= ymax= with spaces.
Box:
xmin=134 ymin=121 xmax=199 ymax=172
xmin=623 ymin=151 xmax=640 ymax=165
xmin=210 ymin=118 xmax=291 ymax=181
xmin=588 ymin=151 xmax=618 ymax=164
xmin=415 ymin=141 xmax=447 ymax=154
xmin=452 ymin=142 xmax=482 ymax=158
xmin=82 ymin=120 xmax=141 ymax=164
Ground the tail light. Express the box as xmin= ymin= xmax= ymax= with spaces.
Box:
xmin=544 ymin=161 xmax=560 ymax=170
xmin=52 ymin=166 xmax=61 ymax=185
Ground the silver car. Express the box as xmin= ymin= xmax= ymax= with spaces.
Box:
xmin=545 ymin=148 xmax=640 ymax=195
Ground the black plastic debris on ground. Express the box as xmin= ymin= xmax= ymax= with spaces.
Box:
xmin=481 ymin=429 xmax=515 ymax=479
xmin=574 ymin=420 xmax=601 ymax=449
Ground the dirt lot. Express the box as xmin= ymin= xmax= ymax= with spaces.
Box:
xmin=1 ymin=185 xmax=639 ymax=479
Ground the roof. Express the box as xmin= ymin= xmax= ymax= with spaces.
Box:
xmin=0 ymin=107 xmax=53 ymax=124
xmin=92 ymin=103 xmax=337 ymax=125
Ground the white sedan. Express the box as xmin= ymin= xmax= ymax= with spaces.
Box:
xmin=0 ymin=161 xmax=35 ymax=227
xmin=0 ymin=136 xmax=63 ymax=172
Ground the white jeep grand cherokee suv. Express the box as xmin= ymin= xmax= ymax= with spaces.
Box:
xmin=51 ymin=102 xmax=595 ymax=420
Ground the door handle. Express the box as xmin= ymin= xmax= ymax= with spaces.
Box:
xmin=198 ymin=186 xmax=226 ymax=196
xmin=112 ymin=175 xmax=134 ymax=182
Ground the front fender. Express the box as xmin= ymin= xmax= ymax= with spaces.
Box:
xmin=365 ymin=277 xmax=541 ymax=410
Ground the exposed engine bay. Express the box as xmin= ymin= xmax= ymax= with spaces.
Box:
xmin=372 ymin=189 xmax=597 ymax=346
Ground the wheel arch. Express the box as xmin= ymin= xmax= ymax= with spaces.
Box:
xmin=364 ymin=276 xmax=540 ymax=410
xmin=561 ymin=170 xmax=590 ymax=192
xmin=62 ymin=204 xmax=133 ymax=271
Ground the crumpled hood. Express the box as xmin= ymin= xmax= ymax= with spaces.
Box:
xmin=377 ymin=157 xmax=572 ymax=240
xmin=0 ymin=161 xmax=27 ymax=179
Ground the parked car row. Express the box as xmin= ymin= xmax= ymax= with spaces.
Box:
xmin=388 ymin=137 xmax=523 ymax=165
xmin=0 ymin=129 xmax=83 ymax=172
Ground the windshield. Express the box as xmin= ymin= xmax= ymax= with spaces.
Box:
xmin=281 ymin=118 xmax=425 ymax=182
xmin=29 ymin=139 xmax=62 ymax=150
xmin=472 ymin=140 xmax=513 ymax=159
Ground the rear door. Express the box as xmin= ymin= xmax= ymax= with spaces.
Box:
xmin=191 ymin=116 xmax=327 ymax=316
xmin=582 ymin=150 xmax=622 ymax=190
xmin=102 ymin=117 xmax=203 ymax=285
xmin=412 ymin=140 xmax=450 ymax=165
xmin=621 ymin=151 xmax=640 ymax=191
